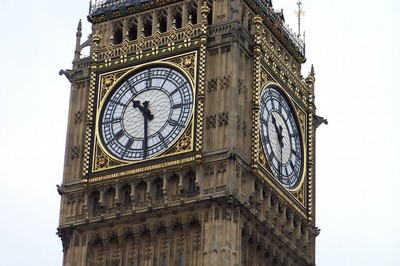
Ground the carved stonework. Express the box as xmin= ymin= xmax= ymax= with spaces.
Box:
xmin=206 ymin=114 xmax=216 ymax=129
xmin=207 ymin=78 xmax=218 ymax=92
xmin=74 ymin=111 xmax=85 ymax=125
xmin=167 ymin=53 xmax=196 ymax=79
xmin=94 ymin=146 xmax=120 ymax=171
xmin=238 ymin=79 xmax=248 ymax=96
xmin=218 ymin=112 xmax=229 ymax=127
xmin=60 ymin=0 xmax=318 ymax=264
xmin=242 ymin=121 xmax=247 ymax=136
xmin=219 ymin=75 xmax=230 ymax=90
xmin=71 ymin=146 xmax=81 ymax=160
xmin=89 ymin=52 xmax=198 ymax=174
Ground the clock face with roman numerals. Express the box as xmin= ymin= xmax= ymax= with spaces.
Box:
xmin=98 ymin=65 xmax=193 ymax=161
xmin=259 ymin=86 xmax=303 ymax=189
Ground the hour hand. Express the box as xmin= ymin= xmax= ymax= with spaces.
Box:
xmin=271 ymin=115 xmax=280 ymax=135
xmin=132 ymin=100 xmax=154 ymax=120
xmin=271 ymin=115 xmax=284 ymax=147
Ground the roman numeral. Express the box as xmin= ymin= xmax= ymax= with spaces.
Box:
xmin=170 ymin=88 xmax=180 ymax=96
xmin=125 ymin=138 xmax=134 ymax=149
xmin=291 ymin=149 xmax=300 ymax=158
xmin=168 ymin=119 xmax=184 ymax=128
xmin=115 ymin=130 xmax=124 ymax=140
xmin=261 ymin=118 xmax=268 ymax=127
xmin=173 ymin=103 xmax=182 ymax=109
xmin=157 ymin=132 xmax=165 ymax=143
xmin=104 ymin=117 xmax=121 ymax=124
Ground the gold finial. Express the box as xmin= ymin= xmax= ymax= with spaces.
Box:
xmin=294 ymin=1 xmax=305 ymax=41
xmin=92 ymin=30 xmax=101 ymax=46
xmin=253 ymin=15 xmax=263 ymax=27
xmin=200 ymin=1 xmax=210 ymax=19
xmin=305 ymin=64 xmax=315 ymax=85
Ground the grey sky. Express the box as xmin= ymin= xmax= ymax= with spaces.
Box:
xmin=0 ymin=0 xmax=399 ymax=265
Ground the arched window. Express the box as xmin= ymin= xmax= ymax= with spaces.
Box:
xmin=156 ymin=182 xmax=163 ymax=199
xmin=207 ymin=1 xmax=213 ymax=25
xmin=173 ymin=12 xmax=182 ymax=28
xmin=187 ymin=2 xmax=198 ymax=24
xmin=187 ymin=171 xmax=196 ymax=193
xmin=158 ymin=10 xmax=167 ymax=32
xmin=161 ymin=255 xmax=167 ymax=266
xmin=159 ymin=16 xmax=167 ymax=32
xmin=130 ymin=261 xmax=135 ymax=266
xmin=178 ymin=253 xmax=183 ymax=266
xmin=136 ymin=181 xmax=147 ymax=202
xmin=143 ymin=20 xmax=152 ymax=37
xmin=93 ymin=196 xmax=99 ymax=211
xmin=124 ymin=189 xmax=131 ymax=204
xmin=91 ymin=190 xmax=100 ymax=211
xmin=128 ymin=23 xmax=138 ymax=40
xmin=113 ymin=27 xmax=123 ymax=44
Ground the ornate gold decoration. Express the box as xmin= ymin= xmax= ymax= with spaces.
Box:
xmin=291 ymin=182 xmax=305 ymax=206
xmin=258 ymin=150 xmax=267 ymax=167
xmin=88 ymin=156 xmax=195 ymax=183
xmin=167 ymin=53 xmax=196 ymax=79
xmin=297 ymin=109 xmax=306 ymax=133
xmin=251 ymin=16 xmax=263 ymax=170
xmin=94 ymin=146 xmax=121 ymax=171
xmin=164 ymin=126 xmax=193 ymax=155
xmin=90 ymin=52 xmax=198 ymax=175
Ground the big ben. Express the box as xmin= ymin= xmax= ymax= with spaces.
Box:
xmin=58 ymin=0 xmax=324 ymax=265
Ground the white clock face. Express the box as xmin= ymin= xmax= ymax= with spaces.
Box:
xmin=260 ymin=86 xmax=303 ymax=189
xmin=99 ymin=66 xmax=193 ymax=161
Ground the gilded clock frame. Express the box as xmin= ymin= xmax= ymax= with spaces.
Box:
xmin=91 ymin=51 xmax=199 ymax=174
xmin=258 ymin=81 xmax=307 ymax=191
xmin=253 ymin=64 xmax=309 ymax=213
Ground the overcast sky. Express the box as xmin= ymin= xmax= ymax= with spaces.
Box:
xmin=0 ymin=0 xmax=399 ymax=265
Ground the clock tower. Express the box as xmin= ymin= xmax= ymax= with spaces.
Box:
xmin=58 ymin=0 xmax=324 ymax=265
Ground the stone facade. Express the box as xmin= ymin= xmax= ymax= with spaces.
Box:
xmin=58 ymin=0 xmax=320 ymax=265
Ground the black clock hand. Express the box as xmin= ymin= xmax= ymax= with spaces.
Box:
xmin=271 ymin=115 xmax=285 ymax=180
xmin=271 ymin=115 xmax=284 ymax=148
xmin=133 ymin=100 xmax=154 ymax=159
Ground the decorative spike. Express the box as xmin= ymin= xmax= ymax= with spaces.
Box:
xmin=77 ymin=19 xmax=82 ymax=33
xmin=74 ymin=20 xmax=83 ymax=61
xmin=295 ymin=1 xmax=305 ymax=39
xmin=310 ymin=64 xmax=315 ymax=76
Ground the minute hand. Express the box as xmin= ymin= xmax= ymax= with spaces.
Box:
xmin=271 ymin=115 xmax=284 ymax=148
xmin=133 ymin=100 xmax=154 ymax=159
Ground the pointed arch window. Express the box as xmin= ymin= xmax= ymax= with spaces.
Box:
xmin=91 ymin=190 xmax=100 ymax=212
xmin=156 ymin=182 xmax=163 ymax=199
xmin=124 ymin=188 xmax=131 ymax=204
xmin=187 ymin=2 xmax=198 ymax=24
xmin=173 ymin=11 xmax=183 ymax=29
xmin=113 ymin=27 xmax=123 ymax=44
xmin=143 ymin=20 xmax=152 ymax=37
xmin=157 ymin=10 xmax=167 ymax=33
xmin=128 ymin=23 xmax=138 ymax=40
xmin=178 ymin=253 xmax=183 ymax=266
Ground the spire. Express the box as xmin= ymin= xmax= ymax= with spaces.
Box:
xmin=74 ymin=20 xmax=82 ymax=61
xmin=295 ymin=1 xmax=305 ymax=41
xmin=305 ymin=64 xmax=315 ymax=85
xmin=310 ymin=64 xmax=315 ymax=77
